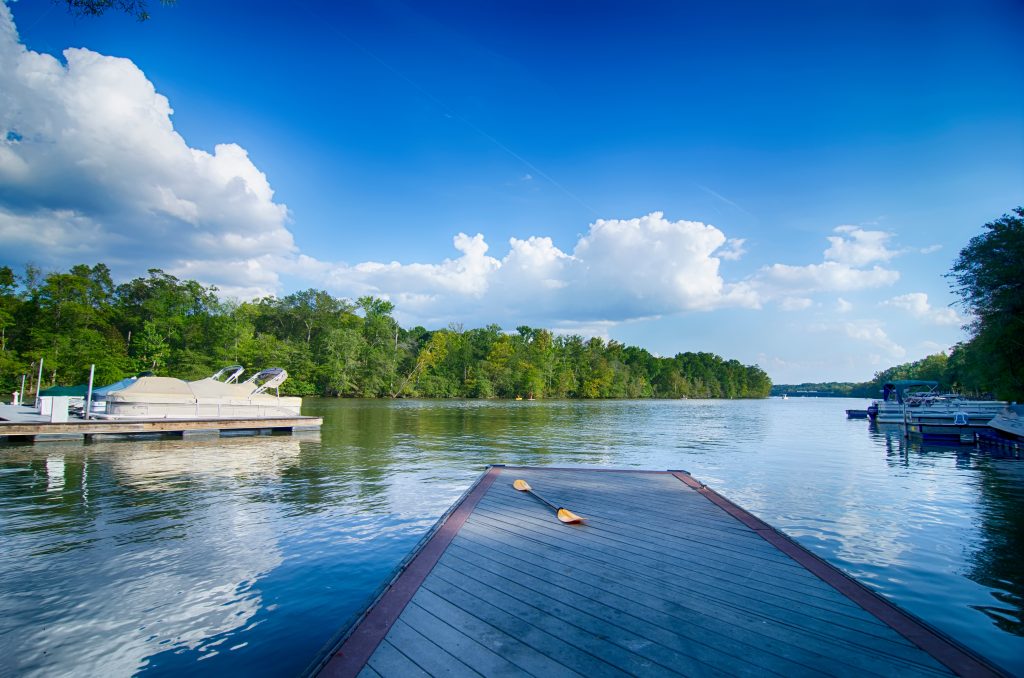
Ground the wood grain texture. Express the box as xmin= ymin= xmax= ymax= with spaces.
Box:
xmin=318 ymin=467 xmax=1005 ymax=677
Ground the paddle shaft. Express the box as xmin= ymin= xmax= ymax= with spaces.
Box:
xmin=512 ymin=479 xmax=583 ymax=524
xmin=525 ymin=488 xmax=560 ymax=512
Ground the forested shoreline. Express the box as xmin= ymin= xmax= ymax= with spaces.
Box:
xmin=771 ymin=350 xmax=991 ymax=399
xmin=0 ymin=264 xmax=772 ymax=400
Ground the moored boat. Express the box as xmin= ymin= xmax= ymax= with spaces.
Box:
xmin=871 ymin=380 xmax=1006 ymax=427
xmin=88 ymin=371 xmax=155 ymax=414
xmin=979 ymin=406 xmax=1024 ymax=457
xmin=871 ymin=380 xmax=938 ymax=424
xmin=904 ymin=409 xmax=994 ymax=444
xmin=988 ymin=406 xmax=1024 ymax=440
xmin=102 ymin=367 xmax=301 ymax=419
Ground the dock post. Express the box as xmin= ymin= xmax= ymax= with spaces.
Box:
xmin=84 ymin=364 xmax=95 ymax=420
xmin=35 ymin=358 xmax=43 ymax=408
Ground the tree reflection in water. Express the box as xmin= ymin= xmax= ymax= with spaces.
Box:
xmin=1 ymin=399 xmax=1022 ymax=675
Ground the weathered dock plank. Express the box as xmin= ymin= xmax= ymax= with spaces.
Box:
xmin=448 ymin=526 xmax=907 ymax=676
xmin=382 ymin=616 xmax=479 ymax=677
xmin=365 ymin=640 xmax=432 ymax=678
xmin=314 ymin=466 xmax=1006 ymax=678
xmin=428 ymin=561 xmax=652 ymax=677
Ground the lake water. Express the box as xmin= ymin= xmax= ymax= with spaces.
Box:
xmin=1 ymin=398 xmax=1022 ymax=676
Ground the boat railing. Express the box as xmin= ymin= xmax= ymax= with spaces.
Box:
xmin=210 ymin=365 xmax=245 ymax=384
xmin=244 ymin=368 xmax=289 ymax=396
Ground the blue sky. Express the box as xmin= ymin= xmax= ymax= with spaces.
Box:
xmin=1 ymin=0 xmax=1022 ymax=382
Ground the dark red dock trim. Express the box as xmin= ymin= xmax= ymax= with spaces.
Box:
xmin=501 ymin=465 xmax=672 ymax=474
xmin=317 ymin=465 xmax=501 ymax=678
xmin=669 ymin=471 xmax=1006 ymax=678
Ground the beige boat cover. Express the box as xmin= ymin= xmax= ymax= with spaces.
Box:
xmin=106 ymin=376 xmax=301 ymax=411
xmin=189 ymin=377 xmax=257 ymax=399
xmin=109 ymin=376 xmax=267 ymax=401
xmin=107 ymin=377 xmax=195 ymax=403
xmin=116 ymin=377 xmax=193 ymax=395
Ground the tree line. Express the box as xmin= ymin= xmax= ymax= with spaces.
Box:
xmin=771 ymin=350 xmax=986 ymax=399
xmin=0 ymin=265 xmax=772 ymax=400
xmin=773 ymin=206 xmax=1023 ymax=402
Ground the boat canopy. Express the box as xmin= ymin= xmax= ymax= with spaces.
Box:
xmin=243 ymin=368 xmax=288 ymax=395
xmin=881 ymin=380 xmax=939 ymax=403
xmin=39 ymin=384 xmax=88 ymax=397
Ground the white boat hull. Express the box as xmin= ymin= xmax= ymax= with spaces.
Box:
xmin=105 ymin=398 xmax=302 ymax=419
xmin=872 ymin=399 xmax=1007 ymax=425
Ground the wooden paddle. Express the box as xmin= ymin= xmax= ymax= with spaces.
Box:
xmin=513 ymin=479 xmax=584 ymax=524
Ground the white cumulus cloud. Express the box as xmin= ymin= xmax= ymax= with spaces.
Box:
xmin=882 ymin=292 xmax=961 ymax=325
xmin=825 ymin=225 xmax=899 ymax=266
xmin=748 ymin=225 xmax=901 ymax=299
xmin=0 ymin=7 xmax=765 ymax=325
xmin=322 ymin=212 xmax=760 ymax=326
xmin=717 ymin=238 xmax=747 ymax=261
xmin=843 ymin=321 xmax=906 ymax=358
xmin=0 ymin=3 xmax=293 ymax=296
xmin=779 ymin=297 xmax=813 ymax=311
xmin=806 ymin=318 xmax=906 ymax=360
xmin=0 ymin=4 xmax=934 ymax=340
xmin=757 ymin=261 xmax=899 ymax=292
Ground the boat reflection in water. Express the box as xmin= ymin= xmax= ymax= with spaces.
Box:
xmin=3 ymin=399 xmax=1022 ymax=676
xmin=871 ymin=421 xmax=1024 ymax=647
xmin=875 ymin=421 xmax=974 ymax=464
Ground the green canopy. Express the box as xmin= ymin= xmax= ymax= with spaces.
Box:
xmin=38 ymin=384 xmax=89 ymax=397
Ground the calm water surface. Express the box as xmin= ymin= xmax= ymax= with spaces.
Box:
xmin=1 ymin=398 xmax=1022 ymax=676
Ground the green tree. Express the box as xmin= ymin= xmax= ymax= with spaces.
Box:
xmin=114 ymin=269 xmax=220 ymax=377
xmin=0 ymin=263 xmax=774 ymax=400
xmin=59 ymin=0 xmax=174 ymax=22
xmin=0 ymin=266 xmax=15 ymax=353
xmin=947 ymin=207 xmax=1024 ymax=399
xmin=389 ymin=330 xmax=443 ymax=397
xmin=28 ymin=264 xmax=128 ymax=385
xmin=356 ymin=296 xmax=400 ymax=397
xmin=133 ymin=320 xmax=169 ymax=371
xmin=0 ymin=267 xmax=28 ymax=395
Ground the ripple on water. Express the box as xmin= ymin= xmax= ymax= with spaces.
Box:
xmin=0 ymin=397 xmax=1022 ymax=676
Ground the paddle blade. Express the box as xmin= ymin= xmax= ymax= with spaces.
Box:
xmin=513 ymin=479 xmax=532 ymax=492
xmin=556 ymin=508 xmax=584 ymax=524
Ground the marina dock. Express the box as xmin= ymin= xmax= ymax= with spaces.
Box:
xmin=0 ymin=404 xmax=321 ymax=443
xmin=315 ymin=466 xmax=1004 ymax=677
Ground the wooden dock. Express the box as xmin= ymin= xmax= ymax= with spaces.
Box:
xmin=314 ymin=466 xmax=1004 ymax=677
xmin=0 ymin=404 xmax=321 ymax=443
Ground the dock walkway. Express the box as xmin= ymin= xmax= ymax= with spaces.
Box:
xmin=317 ymin=466 xmax=1003 ymax=677
xmin=0 ymin=403 xmax=321 ymax=442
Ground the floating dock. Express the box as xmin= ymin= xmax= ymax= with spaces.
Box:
xmin=315 ymin=466 xmax=1004 ymax=677
xmin=0 ymin=404 xmax=321 ymax=443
